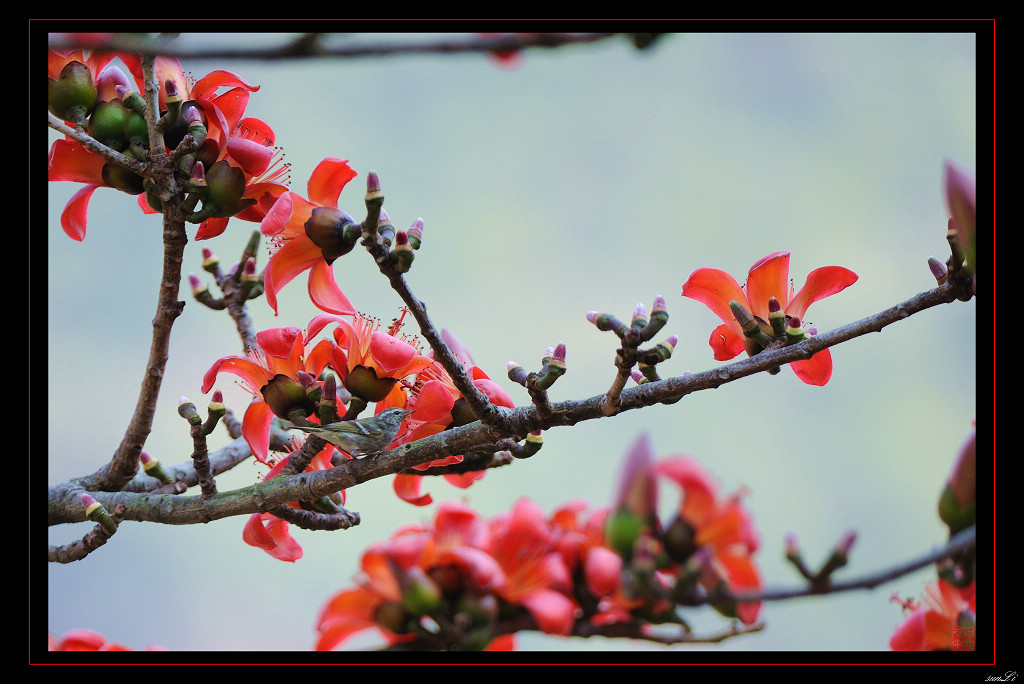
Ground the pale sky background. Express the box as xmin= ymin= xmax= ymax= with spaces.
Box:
xmin=46 ymin=31 xmax=978 ymax=657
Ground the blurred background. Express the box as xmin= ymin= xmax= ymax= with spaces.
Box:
xmin=46 ymin=31 xmax=977 ymax=654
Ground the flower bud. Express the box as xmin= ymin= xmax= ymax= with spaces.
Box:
xmin=641 ymin=294 xmax=669 ymax=340
xmin=186 ymin=106 xmax=207 ymax=148
xmin=81 ymin=493 xmax=117 ymax=535
xmin=506 ymin=361 xmax=529 ymax=385
xmin=48 ymin=61 xmax=98 ymax=124
xmin=938 ymin=424 xmax=976 ymax=534
xmin=189 ymin=273 xmax=207 ymax=297
xmin=141 ymin=451 xmax=175 ymax=485
xmin=197 ymin=160 xmax=257 ymax=220
xmin=730 ymin=300 xmax=773 ymax=350
xmin=87 ymin=99 xmax=130 ymax=150
xmin=630 ymin=302 xmax=648 ymax=329
xmin=391 ymin=231 xmax=414 ymax=273
xmin=377 ymin=208 xmax=396 ymax=247
xmin=928 ymin=256 xmax=949 ymax=284
xmin=586 ymin=311 xmax=627 ymax=336
xmin=177 ymin=396 xmax=202 ymax=426
xmin=365 ymin=170 xmax=383 ymax=203
xmin=407 ymin=218 xmax=424 ymax=250
xmin=199 ymin=245 xmax=218 ymax=272
xmin=768 ymin=296 xmax=786 ymax=337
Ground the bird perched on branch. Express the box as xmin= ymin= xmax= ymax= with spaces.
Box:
xmin=289 ymin=407 xmax=414 ymax=457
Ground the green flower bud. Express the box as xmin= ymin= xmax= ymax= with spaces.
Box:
xmin=101 ymin=147 xmax=146 ymax=195
xmin=198 ymin=160 xmax=257 ymax=219
xmin=87 ymin=99 xmax=130 ymax=150
xmin=605 ymin=508 xmax=649 ymax=561
xmin=81 ymin=493 xmax=117 ymax=535
xmin=48 ymin=61 xmax=97 ymax=124
xmin=400 ymin=567 xmax=442 ymax=615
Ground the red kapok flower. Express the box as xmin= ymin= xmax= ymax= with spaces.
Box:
xmin=330 ymin=314 xmax=434 ymax=411
xmin=260 ymin=157 xmax=360 ymax=315
xmin=487 ymin=498 xmax=577 ymax=636
xmin=656 ymin=455 xmax=763 ymax=624
xmin=682 ymin=251 xmax=858 ymax=385
xmin=316 ymin=501 xmax=511 ymax=651
xmin=392 ymin=329 xmax=515 ymax=505
xmin=184 ymin=117 xmax=291 ymax=240
xmin=889 ymin=579 xmax=976 ymax=650
xmin=201 ymin=315 xmax=343 ymax=460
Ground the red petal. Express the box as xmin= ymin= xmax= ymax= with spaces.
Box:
xmin=59 ymin=184 xmax=100 ymax=241
xmin=789 ymin=348 xmax=833 ymax=386
xmin=263 ymin=236 xmax=322 ymax=315
xmin=369 ymin=331 xmax=417 ymax=373
xmin=444 ymin=470 xmax=486 ymax=489
xmin=394 ymin=473 xmax=433 ymax=506
xmin=473 ymin=378 xmax=515 ymax=408
xmin=241 ymin=399 xmax=276 ymax=462
xmin=889 ymin=609 xmax=928 ymax=651
xmin=413 ymin=379 xmax=456 ymax=422
xmin=787 ymin=266 xmax=858 ymax=321
xmin=520 ymin=589 xmax=576 ymax=636
xmin=48 ymin=139 xmax=106 ymax=183
xmin=256 ymin=326 xmax=303 ymax=359
xmin=709 ymin=323 xmax=745 ymax=361
xmin=656 ymin=455 xmax=718 ymax=525
xmin=194 ymin=216 xmax=229 ymax=240
xmin=308 ymin=158 xmax=358 ymax=208
xmin=682 ymin=267 xmax=747 ymax=339
xmin=583 ymin=545 xmax=622 ymax=597
xmin=201 ymin=354 xmax=271 ymax=394
xmin=308 ymin=259 xmax=358 ymax=316
xmin=745 ymin=251 xmax=790 ymax=320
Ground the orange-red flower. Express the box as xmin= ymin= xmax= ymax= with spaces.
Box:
xmin=201 ymin=315 xmax=343 ymax=461
xmin=179 ymin=116 xmax=291 ymax=240
xmin=889 ymin=579 xmax=976 ymax=650
xmin=392 ymin=329 xmax=515 ymax=505
xmin=259 ymin=157 xmax=361 ymax=315
xmin=330 ymin=314 xmax=435 ymax=411
xmin=656 ymin=454 xmax=763 ymax=625
xmin=682 ymin=251 xmax=858 ymax=385
xmin=486 ymin=498 xmax=577 ymax=635
xmin=316 ymin=501 xmax=513 ymax=651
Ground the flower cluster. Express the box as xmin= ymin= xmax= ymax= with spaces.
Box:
xmin=315 ymin=433 xmax=761 ymax=650
xmin=48 ymin=48 xmax=288 ymax=241
xmin=202 ymin=313 xmax=516 ymax=559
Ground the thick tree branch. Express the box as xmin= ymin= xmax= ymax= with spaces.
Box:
xmin=47 ymin=278 xmax=972 ymax=529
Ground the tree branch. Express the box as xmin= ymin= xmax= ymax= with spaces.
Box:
xmin=46 ymin=277 xmax=972 ymax=530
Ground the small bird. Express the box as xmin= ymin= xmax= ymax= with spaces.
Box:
xmin=289 ymin=407 xmax=414 ymax=457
